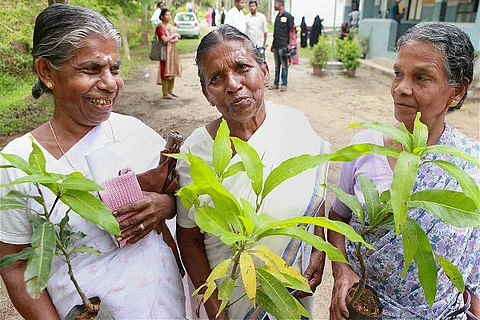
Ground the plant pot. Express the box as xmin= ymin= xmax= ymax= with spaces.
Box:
xmin=65 ymin=297 xmax=114 ymax=320
xmin=313 ymin=65 xmax=323 ymax=76
xmin=346 ymin=68 xmax=356 ymax=77
xmin=345 ymin=282 xmax=382 ymax=320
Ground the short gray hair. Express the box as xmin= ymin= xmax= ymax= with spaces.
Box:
xmin=32 ymin=4 xmax=122 ymax=99
xmin=397 ymin=22 xmax=474 ymax=112
xmin=195 ymin=24 xmax=263 ymax=90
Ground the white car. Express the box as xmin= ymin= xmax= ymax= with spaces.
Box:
xmin=174 ymin=12 xmax=200 ymax=39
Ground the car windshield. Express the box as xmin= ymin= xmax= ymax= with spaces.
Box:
xmin=177 ymin=14 xmax=195 ymax=21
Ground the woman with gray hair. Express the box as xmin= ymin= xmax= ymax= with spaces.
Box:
xmin=176 ymin=24 xmax=331 ymax=319
xmin=0 ymin=4 xmax=185 ymax=318
xmin=328 ymin=22 xmax=479 ymax=319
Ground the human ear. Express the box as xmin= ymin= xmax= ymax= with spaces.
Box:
xmin=34 ymin=58 xmax=55 ymax=89
xmin=451 ymin=83 xmax=467 ymax=104
xmin=262 ymin=61 xmax=270 ymax=84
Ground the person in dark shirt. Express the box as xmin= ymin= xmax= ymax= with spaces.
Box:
xmin=269 ymin=0 xmax=294 ymax=92
xmin=389 ymin=0 xmax=404 ymax=23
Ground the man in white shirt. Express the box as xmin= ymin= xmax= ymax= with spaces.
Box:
xmin=224 ymin=0 xmax=246 ymax=33
xmin=245 ymin=0 xmax=268 ymax=59
xmin=150 ymin=1 xmax=164 ymax=26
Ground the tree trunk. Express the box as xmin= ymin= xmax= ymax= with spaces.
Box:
xmin=118 ymin=7 xmax=131 ymax=61
xmin=141 ymin=4 xmax=149 ymax=46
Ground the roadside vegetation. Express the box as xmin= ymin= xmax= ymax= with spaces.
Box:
xmin=0 ymin=0 xmax=204 ymax=137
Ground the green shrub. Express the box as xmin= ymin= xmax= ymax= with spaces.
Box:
xmin=310 ymin=36 xmax=330 ymax=68
xmin=340 ymin=37 xmax=362 ymax=70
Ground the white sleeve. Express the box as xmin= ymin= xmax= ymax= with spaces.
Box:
xmin=0 ymin=148 xmax=34 ymax=245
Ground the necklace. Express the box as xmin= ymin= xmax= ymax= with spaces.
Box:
xmin=48 ymin=119 xmax=77 ymax=171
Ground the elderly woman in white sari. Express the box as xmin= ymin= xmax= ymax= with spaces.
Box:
xmin=0 ymin=4 xmax=185 ymax=318
xmin=176 ymin=24 xmax=331 ymax=319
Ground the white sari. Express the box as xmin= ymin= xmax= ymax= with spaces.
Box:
xmin=0 ymin=113 xmax=185 ymax=319
xmin=176 ymin=102 xmax=331 ymax=319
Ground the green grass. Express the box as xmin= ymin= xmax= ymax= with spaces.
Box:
xmin=0 ymin=75 xmax=54 ymax=136
xmin=298 ymin=46 xmax=314 ymax=62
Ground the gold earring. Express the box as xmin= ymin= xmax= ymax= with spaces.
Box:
xmin=449 ymin=100 xmax=457 ymax=107
xmin=46 ymin=81 xmax=53 ymax=89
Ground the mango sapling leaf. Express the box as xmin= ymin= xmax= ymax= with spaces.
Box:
xmin=328 ymin=143 xmax=401 ymax=162
xmin=435 ymin=254 xmax=465 ymax=293
xmin=408 ymin=190 xmax=480 ymax=227
xmin=61 ymin=190 xmax=120 ymax=235
xmin=422 ymin=145 xmax=480 ymax=168
xmin=398 ymin=122 xmax=413 ymax=143
xmin=426 ymin=160 xmax=480 ymax=208
xmin=188 ymin=153 xmax=243 ymax=229
xmin=194 ymin=204 xmax=231 ymax=237
xmin=221 ymin=161 xmax=245 ymax=180
xmin=347 ymin=122 xmax=412 ymax=152
xmin=262 ymin=153 xmax=329 ymax=200
xmin=412 ymin=113 xmax=428 ymax=149
xmin=0 ymin=198 xmax=30 ymax=211
xmin=390 ymin=151 xmax=420 ymax=235
xmin=240 ymin=252 xmax=257 ymax=306
xmin=6 ymin=190 xmax=44 ymax=205
xmin=0 ymin=247 xmax=33 ymax=268
xmin=357 ymin=175 xmax=381 ymax=225
xmin=0 ymin=152 xmax=33 ymax=174
xmin=176 ymin=185 xmax=200 ymax=209
xmin=1 ymin=142 xmax=121 ymax=314
xmin=257 ymin=215 xmax=371 ymax=249
xmin=221 ymin=232 xmax=250 ymax=245
xmin=29 ymin=139 xmax=47 ymax=174
xmin=403 ymin=218 xmax=437 ymax=306
xmin=256 ymin=268 xmax=300 ymax=319
xmin=24 ymin=222 xmax=56 ymax=299
xmin=259 ymin=227 xmax=347 ymax=263
xmin=231 ymin=137 xmax=263 ymax=196
xmin=60 ymin=172 xmax=104 ymax=192
xmin=327 ymin=185 xmax=365 ymax=224
xmin=213 ymin=119 xmax=233 ymax=177
xmin=217 ymin=277 xmax=235 ymax=316
xmin=70 ymin=245 xmax=102 ymax=256
xmin=1 ymin=174 xmax=58 ymax=187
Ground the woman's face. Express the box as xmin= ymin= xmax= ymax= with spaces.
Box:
xmin=201 ymin=40 xmax=269 ymax=126
xmin=391 ymin=42 xmax=462 ymax=131
xmin=49 ymin=34 xmax=123 ymax=127
xmin=162 ymin=11 xmax=171 ymax=23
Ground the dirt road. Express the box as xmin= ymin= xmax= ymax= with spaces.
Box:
xmin=1 ymin=51 xmax=479 ymax=319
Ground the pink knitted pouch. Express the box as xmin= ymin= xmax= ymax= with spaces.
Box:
xmin=98 ymin=168 xmax=144 ymax=247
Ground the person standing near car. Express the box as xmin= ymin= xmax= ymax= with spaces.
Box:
xmin=245 ymin=0 xmax=268 ymax=60
xmin=269 ymin=0 xmax=294 ymax=92
xmin=150 ymin=1 xmax=165 ymax=26
xmin=224 ymin=0 xmax=246 ymax=33
xmin=156 ymin=8 xmax=182 ymax=100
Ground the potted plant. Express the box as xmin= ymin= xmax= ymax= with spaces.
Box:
xmin=310 ymin=36 xmax=330 ymax=76
xmin=326 ymin=113 xmax=479 ymax=319
xmin=170 ymin=119 xmax=370 ymax=319
xmin=338 ymin=37 xmax=362 ymax=77
xmin=0 ymin=140 xmax=120 ymax=319
xmin=173 ymin=113 xmax=479 ymax=319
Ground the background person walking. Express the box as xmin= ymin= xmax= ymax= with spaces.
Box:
xmin=269 ymin=0 xmax=294 ymax=92
xmin=245 ymin=0 xmax=268 ymax=60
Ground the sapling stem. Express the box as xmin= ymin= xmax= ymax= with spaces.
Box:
xmin=35 ymin=183 xmax=49 ymax=218
xmin=64 ymin=251 xmax=95 ymax=312
xmin=350 ymin=242 xmax=366 ymax=305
